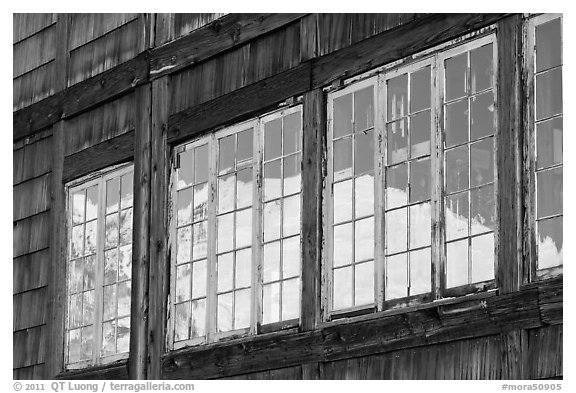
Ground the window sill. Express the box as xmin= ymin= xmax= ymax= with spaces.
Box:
xmin=56 ymin=358 xmax=128 ymax=380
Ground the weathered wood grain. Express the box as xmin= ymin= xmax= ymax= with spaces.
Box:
xmin=173 ymin=13 xmax=227 ymax=39
xmin=68 ymin=14 xmax=138 ymax=51
xmin=13 ymin=325 xmax=47 ymax=368
xmin=13 ymin=364 xmax=45 ymax=380
xmin=312 ymin=13 xmax=508 ymax=88
xmin=13 ymin=248 xmax=50 ymax=295
xmin=317 ymin=14 xmax=352 ymax=56
xmin=13 ymin=212 xmax=51 ymax=258
xmin=13 ymin=136 xmax=52 ymax=185
xmin=13 ymin=287 xmax=48 ymax=331
xmin=149 ymin=13 xmax=306 ymax=80
xmin=57 ymin=361 xmax=128 ymax=380
xmin=13 ymin=61 xmax=55 ymax=111
xmin=13 ymin=173 xmax=51 ymax=222
xmin=219 ymin=365 xmax=302 ymax=380
xmin=13 ymin=13 xmax=56 ymax=44
xmin=154 ymin=13 xmax=174 ymax=46
xmin=299 ymin=15 xmax=317 ymax=62
xmin=168 ymin=63 xmax=311 ymax=145
xmin=527 ymin=324 xmax=563 ymax=379
xmin=13 ymin=23 xmax=56 ymax=78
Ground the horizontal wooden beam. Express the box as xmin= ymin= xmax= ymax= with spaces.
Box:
xmin=149 ymin=13 xmax=307 ymax=80
xmin=63 ymin=130 xmax=134 ymax=182
xmin=57 ymin=361 xmax=128 ymax=380
xmin=162 ymin=277 xmax=561 ymax=379
xmin=312 ymin=13 xmax=508 ymax=88
xmin=167 ymin=62 xmax=311 ymax=145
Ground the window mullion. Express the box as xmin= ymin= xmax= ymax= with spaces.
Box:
xmin=375 ymin=74 xmax=386 ymax=311
xmin=323 ymin=96 xmax=334 ymax=321
xmin=252 ymin=120 xmax=264 ymax=333
xmin=92 ymin=176 xmax=106 ymax=365
xmin=206 ymin=135 xmax=218 ymax=342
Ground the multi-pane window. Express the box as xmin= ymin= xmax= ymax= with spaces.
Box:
xmin=529 ymin=14 xmax=563 ymax=275
xmin=171 ymin=106 xmax=302 ymax=348
xmin=66 ymin=164 xmax=134 ymax=368
xmin=325 ymin=34 xmax=497 ymax=317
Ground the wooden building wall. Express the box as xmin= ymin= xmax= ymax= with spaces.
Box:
xmin=13 ymin=13 xmax=562 ymax=380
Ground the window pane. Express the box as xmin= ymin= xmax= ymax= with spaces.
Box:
xmin=355 ymin=261 xmax=374 ymax=305
xmin=333 ymin=136 xmax=353 ymax=181
xmin=69 ymin=329 xmax=81 ymax=363
xmin=537 ymin=117 xmax=563 ymax=169
xmin=386 ymin=119 xmax=408 ymax=165
xmin=80 ymin=326 xmax=93 ymax=361
xmin=283 ymin=154 xmax=301 ymax=195
xmin=386 ymin=163 xmax=407 ymax=209
xmin=192 ymin=259 xmax=207 ymax=299
xmin=281 ymin=278 xmax=300 ymax=320
xmin=235 ymin=209 xmax=252 ymax=249
xmin=411 ymin=66 xmax=431 ymax=113
xmin=101 ymin=321 xmax=115 ymax=355
xmin=84 ymin=220 xmax=98 ymax=255
xmin=263 ymin=241 xmax=280 ymax=283
xmin=72 ymin=190 xmax=86 ymax=225
xmin=174 ymin=303 xmax=190 ymax=341
xmin=471 ymin=233 xmax=494 ymax=283
xmin=83 ymin=255 xmax=95 ymax=290
xmin=333 ymin=223 xmax=353 ymax=268
xmin=283 ymin=195 xmax=300 ymax=237
xmin=263 ymin=201 xmax=281 ymax=242
xmin=219 ymin=135 xmax=235 ymax=175
xmin=235 ymin=249 xmax=252 ymax=288
xmin=446 ymin=239 xmax=468 ymax=288
xmin=470 ymin=137 xmax=494 ymax=187
xmin=118 ymin=245 xmax=131 ymax=281
xmin=334 ymin=93 xmax=353 ymax=138
xmin=355 ymin=129 xmax=374 ymax=175
xmin=445 ymin=52 xmax=467 ymax=101
xmin=119 ymin=208 xmax=132 ymax=246
xmin=176 ymin=263 xmax=191 ymax=303
xmin=538 ymin=216 xmax=563 ymax=269
xmin=176 ymin=226 xmax=191 ymax=264
xmin=446 ymin=191 xmax=469 ymax=241
xmin=282 ymin=236 xmax=300 ymax=279
xmin=386 ymin=253 xmax=407 ymax=300
xmin=446 ymin=145 xmax=469 ymax=194
xmin=410 ymin=110 xmax=430 ymax=158
xmin=69 ymin=293 xmax=82 ymax=328
xmin=471 ymin=91 xmax=494 ymax=140
xmin=283 ymin=112 xmax=301 ymax=154
xmin=120 ymin=173 xmax=133 ymax=209
xmin=333 ymin=266 xmax=352 ymax=310
xmin=86 ymin=186 xmax=98 ymax=221
xmin=536 ymin=18 xmax=562 ymax=72
xmin=177 ymin=188 xmax=192 ymax=226
xmin=410 ymin=157 xmax=430 ymax=203
xmin=191 ymin=299 xmax=206 ymax=338
xmin=264 ymin=159 xmax=282 ymax=201
xmin=234 ymin=289 xmax=251 ymax=329
xmin=194 ymin=144 xmax=209 ymax=184
xmin=410 ymin=248 xmax=431 ymax=295
xmin=237 ymin=129 xmax=253 ymax=165
xmin=265 ymin=119 xmax=282 ymax=161
xmin=333 ymin=180 xmax=353 ymax=224
xmin=177 ymin=149 xmax=193 ymax=189
xmin=536 ymin=68 xmax=563 ymax=121
xmin=471 ymin=44 xmax=493 ymax=93
xmin=410 ymin=203 xmax=431 ymax=249
xmin=117 ymin=281 xmax=131 ymax=317
xmin=537 ymin=167 xmax=563 ymax=218
xmin=103 ymin=284 xmax=116 ymax=321
xmin=71 ymin=224 xmax=84 ymax=259
xmin=218 ymin=174 xmax=235 ymax=213
xmin=193 ymin=183 xmax=208 ymax=222
xmin=217 ymin=253 xmax=234 ymax=293
xmin=471 ymin=184 xmax=495 ymax=235
xmin=386 ymin=208 xmax=407 ymax=255
xmin=387 ymin=74 xmax=408 ymax=120
xmin=105 ymin=214 xmax=119 ymax=250
xmin=354 ymin=86 xmax=374 ymax=132
xmin=355 ymin=173 xmax=374 ymax=219
xmin=445 ymin=99 xmax=469 ymax=147
xmin=106 ymin=178 xmax=120 ymax=214
xmin=217 ymin=213 xmax=234 ymax=254
xmin=355 ymin=217 xmax=374 ymax=262
xmin=116 ymin=318 xmax=130 ymax=354
xmin=263 ymin=283 xmax=280 ymax=324
xmin=81 ymin=292 xmax=93 ymax=331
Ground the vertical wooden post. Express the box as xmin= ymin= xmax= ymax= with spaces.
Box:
xmin=129 ymin=85 xmax=152 ymax=379
xmin=147 ymin=76 xmax=170 ymax=379
xmin=496 ymin=14 xmax=523 ymax=294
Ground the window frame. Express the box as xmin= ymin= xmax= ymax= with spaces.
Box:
xmin=64 ymin=162 xmax=134 ymax=370
xmin=168 ymin=104 xmax=303 ymax=350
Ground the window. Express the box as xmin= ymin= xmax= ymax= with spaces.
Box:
xmin=527 ymin=14 xmax=563 ymax=278
xmin=170 ymin=105 xmax=302 ymax=348
xmin=66 ymin=164 xmax=134 ymax=368
xmin=324 ymin=33 xmax=497 ymax=318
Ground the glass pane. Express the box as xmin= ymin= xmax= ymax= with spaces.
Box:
xmin=471 ymin=44 xmax=493 ymax=93
xmin=386 ymin=208 xmax=407 ymax=255
xmin=192 ymin=259 xmax=207 ymax=299
xmin=410 ymin=110 xmax=430 ymax=157
xmin=446 ymin=239 xmax=468 ymax=288
xmin=117 ymin=281 xmax=131 ymax=317
xmin=194 ymin=144 xmax=209 ymax=184
xmin=235 ymin=208 xmax=252 ymax=249
xmin=410 ymin=157 xmax=430 ymax=203
xmin=116 ymin=317 xmax=130 ymax=353
xmin=263 ymin=241 xmax=280 ymax=283
xmin=80 ymin=326 xmax=93 ymax=360
xmin=355 ymin=173 xmax=374 ymax=219
xmin=446 ymin=145 xmax=469 ymax=194
xmin=333 ymin=180 xmax=353 ymax=224
xmin=470 ymin=137 xmax=494 ymax=187
xmin=409 ymin=203 xmax=431 ymax=249
xmin=83 ymin=255 xmax=95 ymax=290
xmin=104 ymin=214 xmax=119 ymax=250
xmin=446 ymin=191 xmax=469 ymax=241
xmin=177 ymin=149 xmax=194 ymax=189
xmin=80 ymin=297 xmax=92 ymax=335
xmin=386 ymin=253 xmax=407 ymax=300
xmin=71 ymin=224 xmax=84 ymax=259
xmin=354 ymin=86 xmax=374 ymax=132
xmin=334 ymin=93 xmax=353 ymax=138
xmin=445 ymin=52 xmax=467 ymax=101
xmin=119 ymin=208 xmax=132 ymax=246
xmin=69 ymin=259 xmax=83 ymax=293
xmin=536 ymin=18 xmax=562 ymax=72
xmin=471 ymin=91 xmax=494 ymax=140
xmin=264 ymin=159 xmax=282 ymax=201
xmin=218 ymin=174 xmax=235 ymax=213
xmin=174 ymin=302 xmax=190 ymax=341
xmin=176 ymin=226 xmax=192 ymax=263
xmin=72 ymin=190 xmax=85 ymax=225
xmin=217 ymin=253 xmax=234 ymax=293
xmin=355 ymin=129 xmax=374 ymax=175
xmin=537 ymin=117 xmax=563 ymax=169
xmin=410 ymin=248 xmax=431 ymax=295
xmin=261 ymin=202 xmax=280 ymax=244
xmin=236 ymin=168 xmax=253 ymax=209
xmin=387 ymin=74 xmax=408 ymax=120
xmin=219 ymin=135 xmax=235 ymax=174
xmin=281 ymin=278 xmax=300 ymax=320
xmin=537 ymin=167 xmax=563 ymax=218
xmin=333 ymin=136 xmax=353 ymax=181
xmin=101 ymin=321 xmax=115 ymax=355
xmin=411 ymin=66 xmax=431 ymax=113
xmin=445 ymin=99 xmax=469 ymax=147
xmin=234 ymin=289 xmax=251 ymax=329
xmin=284 ymin=154 xmax=301 ymax=195
xmin=118 ymin=245 xmax=131 ymax=281
xmin=191 ymin=299 xmax=206 ymax=338
xmin=84 ymin=220 xmax=98 ymax=255
xmin=68 ymin=329 xmax=81 ymax=362
xmin=538 ymin=216 xmax=563 ymax=269
xmin=471 ymin=233 xmax=494 ymax=283
xmin=193 ymin=183 xmax=208 ymax=222
xmin=120 ymin=173 xmax=133 ymax=208
xmin=217 ymin=213 xmax=234 ymax=254
xmin=283 ymin=195 xmax=301 ymax=237
xmin=265 ymin=119 xmax=282 ymax=161
xmin=237 ymin=129 xmax=253 ymax=165
xmin=192 ymin=221 xmax=208 ymax=260
xmin=386 ymin=119 xmax=408 ymax=165
xmin=355 ymin=217 xmax=374 ymax=262
xmin=103 ymin=284 xmax=116 ymax=321
xmin=354 ymin=261 xmax=374 ymax=306
xmin=85 ymin=186 xmax=98 ymax=221
xmin=235 ymin=249 xmax=252 ymax=288
xmin=106 ymin=178 xmax=120 ymax=214
xmin=386 ymin=163 xmax=407 ymax=209
xmin=69 ymin=293 xmax=82 ymax=328
xmin=176 ymin=263 xmax=191 ymax=303
xmin=263 ymin=283 xmax=280 ymax=324
xmin=471 ymin=184 xmax=495 ymax=235
xmin=177 ymin=188 xmax=192 ymax=226
xmin=282 ymin=236 xmax=300 ymax=279
xmin=333 ymin=223 xmax=353 ymax=268
xmin=536 ymin=68 xmax=563 ymax=121
xmin=333 ymin=266 xmax=352 ymax=310
xmin=283 ymin=112 xmax=301 ymax=154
